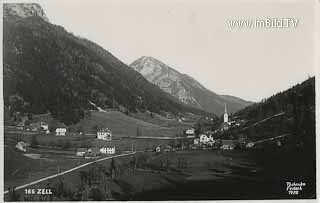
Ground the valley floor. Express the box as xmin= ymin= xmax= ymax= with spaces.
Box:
xmin=4 ymin=147 xmax=316 ymax=201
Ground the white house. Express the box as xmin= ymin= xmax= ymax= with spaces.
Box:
xmin=16 ymin=141 xmax=29 ymax=152
xmin=199 ymin=134 xmax=209 ymax=144
xmin=156 ymin=145 xmax=161 ymax=153
xmin=246 ymin=142 xmax=255 ymax=148
xmin=193 ymin=138 xmax=200 ymax=145
xmin=56 ymin=128 xmax=67 ymax=136
xmin=40 ymin=122 xmax=48 ymax=130
xmin=97 ymin=128 xmax=112 ymax=141
xmin=76 ymin=148 xmax=87 ymax=156
xmin=185 ymin=128 xmax=195 ymax=138
xmin=100 ymin=146 xmax=116 ymax=155
xmin=186 ymin=128 xmax=195 ymax=135
xmin=40 ymin=122 xmax=50 ymax=134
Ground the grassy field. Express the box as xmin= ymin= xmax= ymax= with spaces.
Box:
xmin=4 ymin=131 xmax=174 ymax=195
xmin=129 ymin=111 xmax=194 ymax=128
xmin=4 ymin=110 xmax=207 ymax=201
xmin=4 ymin=150 xmax=258 ymax=201
xmin=4 ymin=142 xmax=89 ymax=191
xmin=72 ymin=111 xmax=191 ymax=138
xmin=4 ymin=146 xmax=316 ymax=201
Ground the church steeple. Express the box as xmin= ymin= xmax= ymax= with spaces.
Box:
xmin=224 ymin=104 xmax=228 ymax=123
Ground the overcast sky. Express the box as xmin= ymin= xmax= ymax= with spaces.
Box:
xmin=13 ymin=0 xmax=317 ymax=102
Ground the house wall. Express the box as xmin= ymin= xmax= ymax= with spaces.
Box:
xmin=100 ymin=147 xmax=115 ymax=154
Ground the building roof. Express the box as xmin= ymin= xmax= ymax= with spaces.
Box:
xmin=98 ymin=128 xmax=112 ymax=133
xmin=221 ymin=140 xmax=235 ymax=145
xmin=101 ymin=145 xmax=115 ymax=149
xmin=77 ymin=148 xmax=87 ymax=152
xmin=17 ymin=141 xmax=30 ymax=147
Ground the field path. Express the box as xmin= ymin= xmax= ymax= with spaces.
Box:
xmin=4 ymin=152 xmax=136 ymax=195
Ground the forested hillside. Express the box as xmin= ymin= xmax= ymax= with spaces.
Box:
xmin=235 ymin=77 xmax=315 ymax=122
xmin=233 ymin=77 xmax=315 ymax=147
xmin=3 ymin=4 xmax=212 ymax=125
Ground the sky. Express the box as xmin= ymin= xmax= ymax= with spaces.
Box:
xmin=7 ymin=0 xmax=316 ymax=102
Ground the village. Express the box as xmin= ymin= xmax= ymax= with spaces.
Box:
xmin=7 ymin=103 xmax=282 ymax=163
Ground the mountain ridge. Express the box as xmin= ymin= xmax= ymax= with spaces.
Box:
xmin=130 ymin=56 xmax=253 ymax=115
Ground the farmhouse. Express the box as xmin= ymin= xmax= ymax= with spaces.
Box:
xmin=40 ymin=122 xmax=49 ymax=131
xmin=220 ymin=140 xmax=235 ymax=150
xmin=76 ymin=148 xmax=87 ymax=157
xmin=56 ymin=128 xmax=67 ymax=136
xmin=246 ymin=142 xmax=255 ymax=148
xmin=199 ymin=134 xmax=209 ymax=144
xmin=15 ymin=141 xmax=29 ymax=152
xmin=100 ymin=145 xmax=116 ymax=155
xmin=97 ymin=128 xmax=112 ymax=141
xmin=29 ymin=121 xmax=50 ymax=134
xmin=185 ymin=128 xmax=195 ymax=137
xmin=86 ymin=147 xmax=101 ymax=158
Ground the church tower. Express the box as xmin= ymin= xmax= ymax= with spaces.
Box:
xmin=223 ymin=104 xmax=228 ymax=123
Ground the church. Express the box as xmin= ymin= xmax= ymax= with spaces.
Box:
xmin=221 ymin=104 xmax=230 ymax=131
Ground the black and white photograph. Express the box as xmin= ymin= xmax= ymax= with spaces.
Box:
xmin=1 ymin=0 xmax=318 ymax=201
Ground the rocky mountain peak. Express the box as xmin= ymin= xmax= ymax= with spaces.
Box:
xmin=3 ymin=3 xmax=49 ymax=22
xmin=131 ymin=56 xmax=253 ymax=115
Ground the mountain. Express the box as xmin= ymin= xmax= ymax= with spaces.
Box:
xmin=3 ymin=3 xmax=213 ymax=125
xmin=3 ymin=3 xmax=49 ymax=22
xmin=130 ymin=56 xmax=253 ymax=115
xmin=234 ymin=76 xmax=315 ymax=123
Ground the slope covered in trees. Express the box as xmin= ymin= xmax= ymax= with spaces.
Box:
xmin=232 ymin=77 xmax=316 ymax=198
xmin=234 ymin=77 xmax=315 ymax=141
xmin=235 ymin=77 xmax=315 ymax=122
xmin=3 ymin=5 xmax=213 ymax=125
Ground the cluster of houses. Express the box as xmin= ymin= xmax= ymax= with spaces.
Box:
xmin=179 ymin=105 xmax=249 ymax=151
xmin=76 ymin=128 xmax=115 ymax=158
xmin=193 ymin=133 xmax=236 ymax=150
xmin=12 ymin=111 xmax=116 ymax=139
xmin=76 ymin=145 xmax=116 ymax=158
